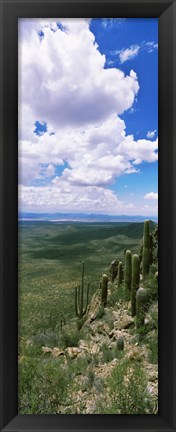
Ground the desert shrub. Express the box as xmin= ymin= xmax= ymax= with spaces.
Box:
xmin=113 ymin=347 xmax=124 ymax=360
xmin=100 ymin=343 xmax=114 ymax=363
xmin=99 ymin=358 xmax=155 ymax=414
xmin=103 ymin=314 xmax=114 ymax=331
xmin=147 ymin=333 xmax=158 ymax=364
xmin=147 ymin=308 xmax=158 ymax=364
xmin=149 ymin=264 xmax=158 ymax=275
xmin=86 ymin=368 xmax=95 ymax=389
xmin=149 ymin=308 xmax=158 ymax=326
xmin=18 ymin=356 xmax=71 ymax=413
xmin=94 ymin=377 xmax=105 ymax=393
xmin=136 ymin=324 xmax=148 ymax=340
xmin=107 ymin=289 xmax=119 ymax=307
xmin=91 ymin=354 xmax=99 ymax=367
xmin=76 ymin=315 xmax=87 ymax=330
xmin=67 ymin=356 xmax=90 ymax=376
xmin=96 ymin=304 xmax=105 ymax=319
xmin=81 ymin=367 xmax=95 ymax=392
xmin=59 ymin=328 xmax=81 ymax=349
xmin=143 ymin=273 xmax=158 ymax=302
xmin=33 ymin=330 xmax=60 ymax=349
xmin=108 ymin=283 xmax=130 ymax=307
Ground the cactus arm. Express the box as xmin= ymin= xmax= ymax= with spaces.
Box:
xmin=139 ymin=240 xmax=143 ymax=264
xmin=75 ymin=285 xmax=79 ymax=317
xmin=109 ymin=258 xmax=119 ymax=282
xmin=86 ymin=282 xmax=89 ymax=309
xmin=77 ymin=284 xmax=81 ymax=307
xmin=125 ymin=250 xmax=132 ymax=292
xmin=101 ymin=274 xmax=108 ymax=306
xmin=83 ymin=282 xmax=89 ymax=315
xmin=75 ymin=262 xmax=90 ymax=319
xmin=136 ymin=287 xmax=148 ymax=328
xmin=80 ymin=262 xmax=84 ymax=317
xmin=131 ymin=254 xmax=140 ymax=317
xmin=142 ymin=220 xmax=150 ymax=278
xmin=75 ymin=285 xmax=81 ymax=318
xmin=118 ymin=261 xmax=123 ymax=288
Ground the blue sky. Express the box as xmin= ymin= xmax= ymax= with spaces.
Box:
xmin=18 ymin=18 xmax=158 ymax=216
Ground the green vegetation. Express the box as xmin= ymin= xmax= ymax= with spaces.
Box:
xmin=18 ymin=220 xmax=158 ymax=414
xmin=18 ymin=221 xmax=146 ymax=343
xmin=75 ymin=261 xmax=89 ymax=319
xmin=98 ymin=358 xmax=156 ymax=414
xmin=100 ymin=342 xmax=115 ymax=363
xmin=100 ymin=342 xmax=124 ymax=363
xmin=147 ymin=308 xmax=158 ymax=364
xmin=101 ymin=274 xmax=109 ymax=306
xmin=59 ymin=327 xmax=81 ymax=349
xmin=108 ymin=282 xmax=130 ymax=307
xmin=124 ymin=250 xmax=132 ymax=292
xmin=18 ymin=356 xmax=72 ymax=414
xmin=116 ymin=336 xmax=124 ymax=351
xmin=95 ymin=304 xmax=105 ymax=319
xmin=131 ymin=254 xmax=140 ymax=316
xmin=148 ymin=332 xmax=158 ymax=364
xmin=143 ymin=271 xmax=158 ymax=302
xmin=117 ymin=261 xmax=123 ymax=288
xmin=142 ymin=219 xmax=151 ymax=278
xmin=136 ymin=288 xmax=149 ymax=329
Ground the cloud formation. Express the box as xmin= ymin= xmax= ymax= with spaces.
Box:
xmin=19 ymin=18 xmax=139 ymax=133
xmin=18 ymin=19 xmax=158 ymax=214
xmin=144 ymin=192 xmax=158 ymax=200
xmin=119 ymin=45 xmax=140 ymax=63
xmin=102 ymin=18 xmax=126 ymax=29
xmin=147 ymin=129 xmax=157 ymax=139
xmin=111 ymin=41 xmax=158 ymax=64
xmin=19 ymin=183 xmax=156 ymax=216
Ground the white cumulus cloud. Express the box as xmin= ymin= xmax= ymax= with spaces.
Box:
xmin=19 ymin=18 xmax=139 ymax=133
xmin=144 ymin=192 xmax=158 ymax=200
xmin=147 ymin=130 xmax=157 ymax=139
xmin=18 ymin=18 xmax=158 ymax=214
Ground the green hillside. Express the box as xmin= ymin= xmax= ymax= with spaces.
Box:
xmin=18 ymin=220 xmax=158 ymax=414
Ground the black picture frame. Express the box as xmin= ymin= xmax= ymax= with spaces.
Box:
xmin=0 ymin=0 xmax=176 ymax=431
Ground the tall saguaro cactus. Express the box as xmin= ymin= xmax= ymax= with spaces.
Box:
xmin=101 ymin=274 xmax=109 ymax=306
xmin=118 ymin=261 xmax=123 ymax=288
xmin=125 ymin=250 xmax=132 ymax=292
xmin=136 ymin=287 xmax=148 ymax=328
xmin=109 ymin=258 xmax=119 ymax=282
xmin=142 ymin=220 xmax=150 ymax=278
xmin=75 ymin=261 xmax=89 ymax=319
xmin=131 ymin=254 xmax=140 ymax=316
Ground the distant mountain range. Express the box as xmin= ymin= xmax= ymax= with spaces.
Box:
xmin=19 ymin=212 xmax=158 ymax=223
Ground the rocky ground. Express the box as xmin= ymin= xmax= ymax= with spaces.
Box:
xmin=42 ymin=281 xmax=158 ymax=414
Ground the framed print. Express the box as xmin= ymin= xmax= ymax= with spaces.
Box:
xmin=0 ymin=0 xmax=176 ymax=431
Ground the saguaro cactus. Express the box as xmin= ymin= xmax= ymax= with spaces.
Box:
xmin=142 ymin=220 xmax=150 ymax=278
xmin=150 ymin=234 xmax=153 ymax=264
xmin=125 ymin=250 xmax=132 ymax=292
xmin=131 ymin=254 xmax=140 ymax=317
xmin=118 ymin=261 xmax=123 ymax=288
xmin=116 ymin=336 xmax=124 ymax=351
xmin=101 ymin=274 xmax=109 ymax=306
xmin=109 ymin=258 xmax=119 ymax=282
xmin=136 ymin=287 xmax=148 ymax=328
xmin=75 ymin=261 xmax=89 ymax=319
